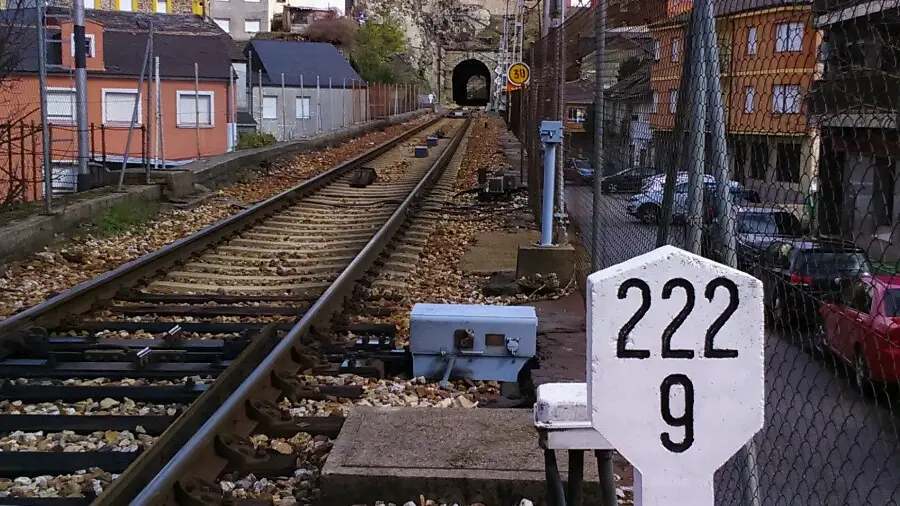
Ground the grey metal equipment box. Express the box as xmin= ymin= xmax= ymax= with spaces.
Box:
xmin=409 ymin=303 xmax=537 ymax=383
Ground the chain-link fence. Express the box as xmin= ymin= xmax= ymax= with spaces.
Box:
xmin=509 ymin=0 xmax=900 ymax=504
xmin=248 ymin=75 xmax=423 ymax=142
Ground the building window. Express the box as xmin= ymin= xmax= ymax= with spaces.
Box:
xmin=652 ymin=91 xmax=658 ymax=112
xmin=214 ymin=18 xmax=230 ymax=32
xmin=671 ymin=38 xmax=680 ymax=62
xmin=668 ymin=89 xmax=677 ymax=113
xmin=262 ymin=96 xmax=277 ymax=119
xmin=102 ymin=89 xmax=141 ymax=125
xmin=47 ymin=88 xmax=75 ymax=122
xmin=176 ymin=91 xmax=214 ymax=127
xmin=747 ymin=27 xmax=758 ymax=55
xmin=70 ymin=33 xmax=95 ymax=58
xmin=296 ymin=96 xmax=311 ymax=119
xmin=653 ymin=40 xmax=660 ymax=61
xmin=245 ymin=19 xmax=261 ymax=33
xmin=567 ymin=107 xmax=586 ymax=122
xmin=749 ymin=142 xmax=768 ymax=180
xmin=775 ymin=142 xmax=801 ymax=183
xmin=775 ymin=22 xmax=803 ymax=53
xmin=85 ymin=0 xmax=95 ymax=8
xmin=772 ymin=84 xmax=801 ymax=114
xmin=744 ymin=86 xmax=754 ymax=113
xmin=117 ymin=0 xmax=132 ymax=11
xmin=156 ymin=0 xmax=167 ymax=12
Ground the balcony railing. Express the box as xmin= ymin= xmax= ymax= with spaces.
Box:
xmin=808 ymin=70 xmax=900 ymax=116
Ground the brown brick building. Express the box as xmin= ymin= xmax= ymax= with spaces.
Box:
xmin=648 ymin=0 xmax=821 ymax=199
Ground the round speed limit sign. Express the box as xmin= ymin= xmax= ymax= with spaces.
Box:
xmin=507 ymin=62 xmax=531 ymax=86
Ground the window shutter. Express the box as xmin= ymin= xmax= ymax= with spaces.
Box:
xmin=263 ymin=96 xmax=277 ymax=119
xmin=105 ymin=91 xmax=139 ymax=123
xmin=296 ymin=97 xmax=310 ymax=119
xmin=47 ymin=90 xmax=75 ymax=120
xmin=178 ymin=94 xmax=197 ymax=125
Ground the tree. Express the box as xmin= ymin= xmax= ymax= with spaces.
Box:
xmin=350 ymin=18 xmax=407 ymax=84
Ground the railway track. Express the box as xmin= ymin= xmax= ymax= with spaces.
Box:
xmin=0 ymin=114 xmax=472 ymax=505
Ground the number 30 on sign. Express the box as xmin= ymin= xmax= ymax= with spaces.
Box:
xmin=507 ymin=62 xmax=530 ymax=86
xmin=586 ymin=246 xmax=764 ymax=506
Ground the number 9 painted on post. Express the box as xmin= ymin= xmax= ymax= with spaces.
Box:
xmin=588 ymin=245 xmax=765 ymax=500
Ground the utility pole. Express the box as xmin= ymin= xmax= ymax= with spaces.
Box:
xmin=36 ymin=0 xmax=52 ymax=213
xmin=591 ymin=3 xmax=606 ymax=271
xmin=684 ymin=5 xmax=706 ymax=255
xmin=496 ymin=11 xmax=509 ymax=112
xmin=72 ymin=0 xmax=90 ymax=191
xmin=145 ymin=24 xmax=153 ymax=179
xmin=551 ymin=0 xmax=568 ymax=244
xmin=590 ymin=2 xmax=620 ymax=505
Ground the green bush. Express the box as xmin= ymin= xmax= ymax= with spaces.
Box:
xmin=237 ymin=132 xmax=277 ymax=150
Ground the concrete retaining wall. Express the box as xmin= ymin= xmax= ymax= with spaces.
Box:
xmin=0 ymin=185 xmax=161 ymax=263
xmin=157 ymin=110 xmax=429 ymax=198
xmin=0 ymin=110 xmax=428 ymax=263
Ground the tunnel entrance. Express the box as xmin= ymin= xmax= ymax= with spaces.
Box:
xmin=452 ymin=59 xmax=491 ymax=107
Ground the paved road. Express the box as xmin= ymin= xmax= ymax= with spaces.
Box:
xmin=566 ymin=186 xmax=900 ymax=506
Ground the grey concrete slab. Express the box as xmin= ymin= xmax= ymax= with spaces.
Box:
xmin=320 ymin=407 xmax=601 ymax=506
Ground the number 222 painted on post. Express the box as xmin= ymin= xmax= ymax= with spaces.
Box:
xmin=586 ymin=246 xmax=764 ymax=506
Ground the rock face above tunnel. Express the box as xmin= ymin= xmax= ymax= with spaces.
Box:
xmin=350 ymin=0 xmax=508 ymax=99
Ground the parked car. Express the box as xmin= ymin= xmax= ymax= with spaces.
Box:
xmin=625 ymin=178 xmax=743 ymax=225
xmin=600 ymin=166 xmax=659 ymax=194
xmin=640 ymin=171 xmax=714 ymax=194
xmin=753 ymin=239 xmax=872 ymax=327
xmin=815 ymin=275 xmax=900 ymax=392
xmin=568 ymin=159 xmax=595 ymax=185
xmin=702 ymin=206 xmax=804 ymax=269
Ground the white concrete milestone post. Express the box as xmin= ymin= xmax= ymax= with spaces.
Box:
xmin=586 ymin=245 xmax=764 ymax=506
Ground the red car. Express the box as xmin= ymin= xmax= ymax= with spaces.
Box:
xmin=815 ymin=274 xmax=900 ymax=391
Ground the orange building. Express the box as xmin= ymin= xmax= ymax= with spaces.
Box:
xmin=0 ymin=9 xmax=236 ymax=199
xmin=648 ymin=0 xmax=820 ymax=198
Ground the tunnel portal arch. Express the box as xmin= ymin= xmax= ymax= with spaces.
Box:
xmin=451 ymin=58 xmax=492 ymax=107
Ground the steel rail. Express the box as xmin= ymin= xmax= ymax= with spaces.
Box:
xmin=0 ymin=115 xmax=441 ymax=345
xmin=122 ymin=116 xmax=471 ymax=506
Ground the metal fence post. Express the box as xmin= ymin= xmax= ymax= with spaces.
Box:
xmin=281 ymin=72 xmax=287 ymax=141
xmin=258 ymin=69 xmax=263 ymax=135
xmin=194 ymin=62 xmax=201 ymax=158
xmin=36 ymin=0 xmax=52 ymax=212
xmin=316 ymin=75 xmax=321 ymax=133
xmin=300 ymin=74 xmax=306 ymax=137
